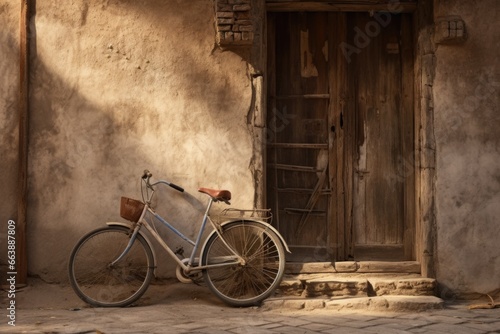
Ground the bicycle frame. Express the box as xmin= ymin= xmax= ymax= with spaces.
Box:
xmin=70 ymin=170 xmax=290 ymax=308
xmin=112 ymin=193 xmax=245 ymax=274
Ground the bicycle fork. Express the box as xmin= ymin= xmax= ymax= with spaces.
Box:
xmin=109 ymin=224 xmax=142 ymax=267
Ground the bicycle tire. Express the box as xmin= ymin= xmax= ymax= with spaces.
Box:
xmin=201 ymin=221 xmax=285 ymax=307
xmin=68 ymin=225 xmax=154 ymax=307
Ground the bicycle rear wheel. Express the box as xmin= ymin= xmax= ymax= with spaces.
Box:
xmin=201 ymin=221 xmax=285 ymax=307
xmin=68 ymin=225 xmax=154 ymax=307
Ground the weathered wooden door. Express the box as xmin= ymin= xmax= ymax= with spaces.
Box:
xmin=266 ymin=12 xmax=414 ymax=262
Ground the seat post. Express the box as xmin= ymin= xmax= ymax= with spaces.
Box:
xmin=189 ymin=197 xmax=214 ymax=265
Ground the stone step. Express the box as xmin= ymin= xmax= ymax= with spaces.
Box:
xmin=277 ymin=274 xmax=437 ymax=298
xmin=262 ymin=295 xmax=445 ymax=312
xmin=269 ymin=273 xmax=441 ymax=311
xmin=285 ymin=261 xmax=422 ymax=274
xmin=371 ymin=277 xmax=437 ymax=296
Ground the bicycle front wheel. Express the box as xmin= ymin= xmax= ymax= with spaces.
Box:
xmin=201 ymin=221 xmax=285 ymax=307
xmin=68 ymin=226 xmax=154 ymax=307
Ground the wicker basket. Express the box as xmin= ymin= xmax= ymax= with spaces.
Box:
xmin=120 ymin=197 xmax=145 ymax=222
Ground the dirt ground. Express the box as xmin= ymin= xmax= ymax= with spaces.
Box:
xmin=2 ymin=278 xmax=500 ymax=334
xmin=4 ymin=277 xmax=229 ymax=310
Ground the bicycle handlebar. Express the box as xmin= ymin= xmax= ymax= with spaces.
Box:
xmin=142 ymin=169 xmax=184 ymax=193
xmin=168 ymin=183 xmax=184 ymax=192
xmin=142 ymin=170 xmax=153 ymax=179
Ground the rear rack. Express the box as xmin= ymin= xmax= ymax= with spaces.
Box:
xmin=216 ymin=208 xmax=273 ymax=224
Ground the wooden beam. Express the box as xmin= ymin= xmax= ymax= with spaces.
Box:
xmin=269 ymin=163 xmax=325 ymax=173
xmin=267 ymin=143 xmax=328 ymax=149
xmin=272 ymin=94 xmax=330 ymax=99
xmin=277 ymin=187 xmax=332 ymax=194
xmin=266 ymin=1 xmax=417 ymax=12
xmin=17 ymin=0 xmax=30 ymax=285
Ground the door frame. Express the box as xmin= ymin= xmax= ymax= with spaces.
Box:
xmin=254 ymin=0 xmax=437 ymax=277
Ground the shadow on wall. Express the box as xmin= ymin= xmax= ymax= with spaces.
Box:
xmin=0 ymin=3 xmax=21 ymax=273
xmin=26 ymin=0 xmax=254 ymax=282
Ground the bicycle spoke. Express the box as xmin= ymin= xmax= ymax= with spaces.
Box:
xmin=69 ymin=226 xmax=154 ymax=307
xmin=202 ymin=222 xmax=285 ymax=306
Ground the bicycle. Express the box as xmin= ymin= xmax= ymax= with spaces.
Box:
xmin=68 ymin=170 xmax=289 ymax=307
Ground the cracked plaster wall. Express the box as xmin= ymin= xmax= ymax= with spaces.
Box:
xmin=1 ymin=0 xmax=256 ymax=282
xmin=434 ymin=0 xmax=500 ymax=297
xmin=2 ymin=0 xmax=499 ymax=297
xmin=0 ymin=2 xmax=21 ymax=272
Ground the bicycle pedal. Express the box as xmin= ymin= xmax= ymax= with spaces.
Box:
xmin=174 ymin=246 xmax=184 ymax=257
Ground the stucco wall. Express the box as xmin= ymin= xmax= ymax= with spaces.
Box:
xmin=0 ymin=3 xmax=20 ymax=268
xmin=434 ymin=0 xmax=500 ymax=297
xmin=3 ymin=0 xmax=499 ymax=297
xmin=24 ymin=0 xmax=254 ymax=282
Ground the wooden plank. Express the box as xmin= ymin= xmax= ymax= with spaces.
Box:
xmin=266 ymin=1 xmax=417 ymax=13
xmin=354 ymin=244 xmax=406 ymax=261
xmin=401 ymin=14 xmax=415 ymax=260
xmin=277 ymin=187 xmax=332 ymax=194
xmin=333 ymin=12 xmax=349 ymax=260
xmin=270 ymin=12 xmax=333 ymax=260
xmin=350 ymin=12 xmax=405 ymax=254
xmin=272 ymin=94 xmax=330 ymax=99
xmin=295 ymin=164 xmax=328 ymax=238
xmin=284 ymin=208 xmax=326 ymax=215
xmin=414 ymin=0 xmax=437 ymax=278
xmin=266 ymin=13 xmax=280 ymax=231
xmin=269 ymin=163 xmax=324 ymax=172
xmin=268 ymin=143 xmax=328 ymax=149
xmin=327 ymin=12 xmax=339 ymax=262
xmin=17 ymin=0 xmax=30 ymax=285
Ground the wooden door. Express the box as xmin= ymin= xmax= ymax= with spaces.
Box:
xmin=348 ymin=13 xmax=415 ymax=261
xmin=266 ymin=12 xmax=414 ymax=262
xmin=267 ymin=12 xmax=336 ymax=262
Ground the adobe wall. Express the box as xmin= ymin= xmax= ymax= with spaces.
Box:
xmin=2 ymin=0 xmax=258 ymax=282
xmin=0 ymin=3 xmax=20 ymax=269
xmin=2 ymin=0 xmax=499 ymax=297
xmin=433 ymin=0 xmax=500 ymax=298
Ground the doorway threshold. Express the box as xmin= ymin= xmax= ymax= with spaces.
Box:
xmin=285 ymin=261 xmax=421 ymax=274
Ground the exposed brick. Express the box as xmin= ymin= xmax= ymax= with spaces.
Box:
xmin=217 ymin=4 xmax=233 ymax=11
xmin=235 ymin=19 xmax=252 ymax=26
xmin=217 ymin=25 xmax=232 ymax=32
xmin=217 ymin=18 xmax=234 ymax=25
xmin=235 ymin=12 xmax=250 ymax=19
xmin=224 ymin=31 xmax=234 ymax=42
xmin=233 ymin=4 xmax=251 ymax=11
xmin=241 ymin=31 xmax=253 ymax=41
xmin=215 ymin=0 xmax=253 ymax=46
xmin=239 ymin=25 xmax=253 ymax=32
xmin=216 ymin=11 xmax=234 ymax=18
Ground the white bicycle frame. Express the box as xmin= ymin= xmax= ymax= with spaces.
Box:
xmin=107 ymin=178 xmax=289 ymax=276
